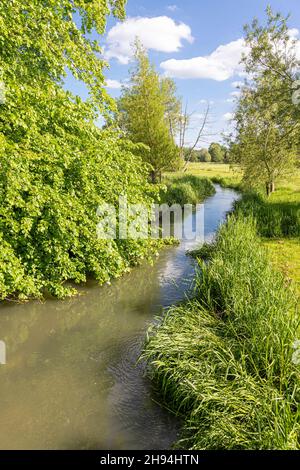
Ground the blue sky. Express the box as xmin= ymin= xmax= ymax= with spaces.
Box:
xmin=65 ymin=0 xmax=300 ymax=147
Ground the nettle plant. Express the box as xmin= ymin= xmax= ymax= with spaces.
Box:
xmin=0 ymin=1 xmax=165 ymax=300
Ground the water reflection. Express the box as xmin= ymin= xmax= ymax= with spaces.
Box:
xmin=0 ymin=185 xmax=238 ymax=449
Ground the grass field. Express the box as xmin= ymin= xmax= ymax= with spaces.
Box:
xmin=144 ymin=216 xmax=300 ymax=449
xmin=165 ymin=162 xmax=242 ymax=187
xmin=259 ymin=173 xmax=300 ymax=296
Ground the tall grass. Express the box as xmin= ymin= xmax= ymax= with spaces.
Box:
xmin=160 ymin=175 xmax=215 ymax=206
xmin=234 ymin=192 xmax=300 ymax=238
xmin=144 ymin=216 xmax=300 ymax=449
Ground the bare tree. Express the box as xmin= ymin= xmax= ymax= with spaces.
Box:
xmin=176 ymin=103 xmax=212 ymax=171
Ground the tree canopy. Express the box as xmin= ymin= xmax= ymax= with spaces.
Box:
xmin=0 ymin=1 xmax=165 ymax=300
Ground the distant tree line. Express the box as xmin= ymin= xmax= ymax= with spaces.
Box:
xmin=183 ymin=143 xmax=230 ymax=164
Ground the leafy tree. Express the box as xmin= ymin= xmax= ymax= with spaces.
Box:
xmin=199 ymin=148 xmax=212 ymax=162
xmin=209 ymin=143 xmax=225 ymax=163
xmin=118 ymin=42 xmax=180 ymax=182
xmin=231 ymin=8 xmax=300 ymax=195
xmin=160 ymin=77 xmax=182 ymax=140
xmin=0 ymin=1 xmax=165 ymax=299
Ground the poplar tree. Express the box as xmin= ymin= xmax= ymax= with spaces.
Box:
xmin=118 ymin=42 xmax=180 ymax=182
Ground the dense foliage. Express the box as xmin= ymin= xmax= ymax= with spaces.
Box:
xmin=183 ymin=144 xmax=228 ymax=163
xmin=144 ymin=216 xmax=300 ymax=449
xmin=160 ymin=175 xmax=215 ymax=207
xmin=0 ymin=1 xmax=167 ymax=300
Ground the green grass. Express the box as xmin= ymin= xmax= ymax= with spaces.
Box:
xmin=144 ymin=216 xmax=300 ymax=450
xmin=263 ymin=239 xmax=300 ymax=297
xmin=146 ymin=164 xmax=300 ymax=449
xmin=165 ymin=162 xmax=242 ymax=189
xmin=234 ymin=192 xmax=300 ymax=238
xmin=160 ymin=174 xmax=215 ymax=206
xmin=177 ymin=163 xmax=300 ymax=293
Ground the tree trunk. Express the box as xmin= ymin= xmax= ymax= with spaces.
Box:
xmin=150 ymin=170 xmax=157 ymax=184
xmin=266 ymin=181 xmax=275 ymax=196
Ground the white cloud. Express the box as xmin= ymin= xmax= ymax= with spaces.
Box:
xmin=198 ymin=99 xmax=214 ymax=104
xmin=105 ymin=16 xmax=193 ymax=64
xmin=223 ymin=112 xmax=234 ymax=121
xmin=167 ymin=5 xmax=178 ymax=12
xmin=105 ymin=79 xmax=122 ymax=89
xmin=160 ymin=38 xmax=249 ymax=81
xmin=160 ymin=29 xmax=300 ymax=81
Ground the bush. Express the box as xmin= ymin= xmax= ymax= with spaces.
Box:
xmin=160 ymin=175 xmax=215 ymax=206
xmin=144 ymin=216 xmax=300 ymax=449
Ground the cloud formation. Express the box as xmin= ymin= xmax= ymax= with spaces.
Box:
xmin=223 ymin=112 xmax=234 ymax=121
xmin=160 ymin=38 xmax=249 ymax=81
xmin=160 ymin=28 xmax=300 ymax=82
xmin=105 ymin=16 xmax=194 ymax=64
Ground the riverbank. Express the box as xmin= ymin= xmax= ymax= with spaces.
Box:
xmin=144 ymin=163 xmax=300 ymax=449
xmin=176 ymin=163 xmax=300 ymax=295
xmin=144 ymin=214 xmax=300 ymax=449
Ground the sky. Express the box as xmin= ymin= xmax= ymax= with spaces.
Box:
xmin=65 ymin=0 xmax=300 ymax=148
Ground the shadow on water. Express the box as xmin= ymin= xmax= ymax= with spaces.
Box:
xmin=0 ymin=185 xmax=239 ymax=450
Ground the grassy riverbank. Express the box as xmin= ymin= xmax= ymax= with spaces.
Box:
xmin=164 ymin=162 xmax=242 ymax=189
xmin=160 ymin=175 xmax=215 ymax=206
xmin=176 ymin=163 xmax=300 ymax=295
xmin=144 ymin=215 xmax=300 ymax=449
xmin=144 ymin=163 xmax=300 ymax=449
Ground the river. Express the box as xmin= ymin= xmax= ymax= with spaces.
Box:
xmin=0 ymin=185 xmax=238 ymax=450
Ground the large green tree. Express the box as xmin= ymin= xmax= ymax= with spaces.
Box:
xmin=231 ymin=8 xmax=300 ymax=195
xmin=118 ymin=42 xmax=180 ymax=182
xmin=0 ymin=1 xmax=164 ymax=300
xmin=209 ymin=143 xmax=225 ymax=163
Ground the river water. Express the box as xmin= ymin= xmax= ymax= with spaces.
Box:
xmin=0 ymin=185 xmax=238 ymax=450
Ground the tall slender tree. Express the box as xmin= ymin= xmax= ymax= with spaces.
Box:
xmin=117 ymin=42 xmax=180 ymax=182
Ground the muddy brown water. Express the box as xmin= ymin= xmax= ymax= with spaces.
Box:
xmin=0 ymin=185 xmax=238 ymax=450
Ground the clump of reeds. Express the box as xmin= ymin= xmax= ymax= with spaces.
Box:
xmin=160 ymin=175 xmax=215 ymax=206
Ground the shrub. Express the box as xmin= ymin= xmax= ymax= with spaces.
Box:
xmin=0 ymin=134 xmax=163 ymax=300
xmin=160 ymin=175 xmax=215 ymax=206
